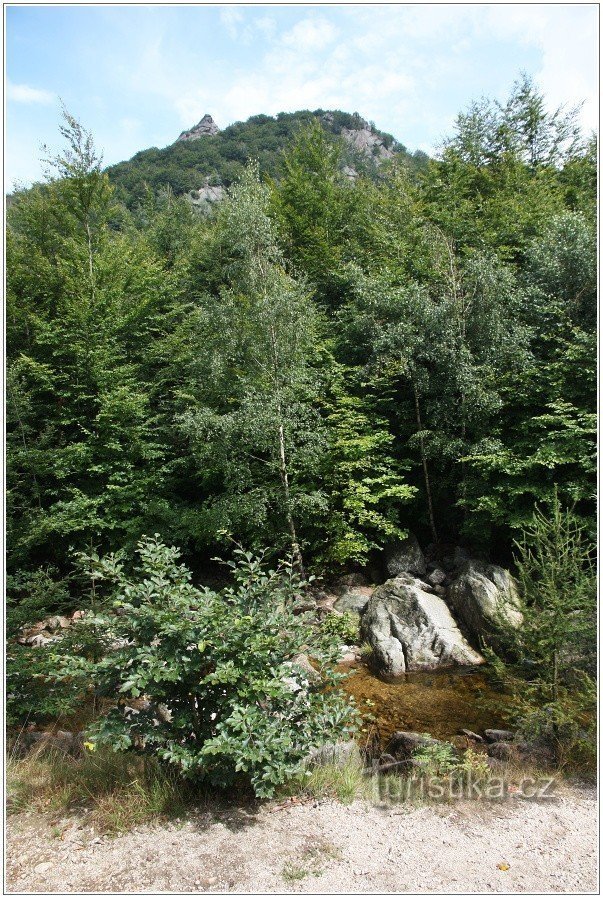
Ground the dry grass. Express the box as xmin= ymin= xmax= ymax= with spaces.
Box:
xmin=6 ymin=743 xmax=192 ymax=834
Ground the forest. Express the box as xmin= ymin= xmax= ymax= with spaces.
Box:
xmin=6 ymin=75 xmax=597 ymax=802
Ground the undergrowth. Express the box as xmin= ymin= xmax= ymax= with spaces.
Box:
xmin=6 ymin=744 xmax=193 ymax=835
xmin=283 ymin=756 xmax=370 ymax=804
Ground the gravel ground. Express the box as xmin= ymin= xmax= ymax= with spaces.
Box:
xmin=6 ymin=785 xmax=598 ymax=894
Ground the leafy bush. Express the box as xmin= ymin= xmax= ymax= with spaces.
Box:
xmin=6 ymin=568 xmax=71 ymax=637
xmin=63 ymin=537 xmax=358 ymax=797
xmin=320 ymin=610 xmax=360 ymax=645
xmin=6 ymin=645 xmax=83 ymax=726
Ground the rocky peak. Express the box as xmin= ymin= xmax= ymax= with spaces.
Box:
xmin=321 ymin=110 xmax=396 ymax=163
xmin=177 ymin=114 xmax=220 ymax=142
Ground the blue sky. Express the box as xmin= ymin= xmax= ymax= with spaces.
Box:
xmin=6 ymin=4 xmax=599 ymax=189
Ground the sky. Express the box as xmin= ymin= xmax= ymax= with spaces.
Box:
xmin=5 ymin=3 xmax=599 ymax=189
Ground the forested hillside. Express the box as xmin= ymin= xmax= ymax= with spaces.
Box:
xmin=105 ymin=108 xmax=427 ymax=209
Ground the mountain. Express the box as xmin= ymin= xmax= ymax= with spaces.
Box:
xmin=106 ymin=109 xmax=429 ymax=208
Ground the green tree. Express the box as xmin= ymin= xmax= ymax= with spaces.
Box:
xmin=180 ymin=166 xmax=328 ymax=571
xmin=488 ymin=492 xmax=596 ymax=767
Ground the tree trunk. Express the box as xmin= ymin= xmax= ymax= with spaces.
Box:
xmin=277 ymin=422 xmax=305 ymax=579
xmin=411 ymin=379 xmax=438 ymax=545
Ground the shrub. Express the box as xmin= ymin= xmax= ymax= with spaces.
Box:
xmin=487 ymin=491 xmax=596 ymax=770
xmin=63 ymin=537 xmax=358 ymax=798
xmin=320 ymin=610 xmax=360 ymax=644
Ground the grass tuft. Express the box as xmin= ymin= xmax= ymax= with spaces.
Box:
xmin=285 ymin=756 xmax=369 ymax=804
xmin=6 ymin=743 xmax=191 ymax=834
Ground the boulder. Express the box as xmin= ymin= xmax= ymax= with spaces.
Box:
xmin=487 ymin=741 xmax=515 ymax=761
xmin=459 ymin=728 xmax=485 ymax=744
xmin=485 ymin=728 xmax=515 ymax=743
xmin=290 ymin=653 xmax=320 ymax=683
xmin=177 ymin=113 xmax=220 ymax=141
xmin=306 ymin=740 xmax=362 ymax=768
xmin=384 ymin=534 xmax=426 ymax=578
xmin=331 ymin=572 xmax=370 ymax=595
xmin=333 ymin=586 xmax=373 ymax=616
xmin=447 ymin=560 xmax=523 ymax=648
xmin=427 ymin=568 xmax=446 ymax=587
xmin=361 ymin=575 xmax=484 ymax=676
xmin=385 ymin=730 xmax=442 ymax=760
xmin=442 ymin=546 xmax=471 ymax=572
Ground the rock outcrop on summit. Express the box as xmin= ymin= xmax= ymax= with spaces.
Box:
xmin=177 ymin=114 xmax=220 ymax=142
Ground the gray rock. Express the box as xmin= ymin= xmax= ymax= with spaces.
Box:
xmin=316 ymin=595 xmax=337 ymax=608
xmin=290 ymin=653 xmax=320 ymax=683
xmin=332 ymin=572 xmax=370 ymax=594
xmin=487 ymin=741 xmax=515 ymax=761
xmin=442 ymin=546 xmax=471 ymax=572
xmin=340 ymin=124 xmax=396 ymax=162
xmin=188 ymin=182 xmax=225 ymax=207
xmin=307 ymin=740 xmax=361 ymax=768
xmin=459 ymin=729 xmax=485 ymax=744
xmin=385 ymin=731 xmax=442 ymax=760
xmin=361 ymin=575 xmax=484 ymax=676
xmin=384 ymin=534 xmax=426 ymax=578
xmin=334 ymin=587 xmax=373 ymax=616
xmin=427 ymin=568 xmax=446 ymax=587
xmin=434 ymin=585 xmax=447 ymax=597
xmin=484 ymin=728 xmax=515 ymax=743
xmin=447 ymin=560 xmax=523 ymax=648
xmin=177 ymin=113 xmax=220 ymax=141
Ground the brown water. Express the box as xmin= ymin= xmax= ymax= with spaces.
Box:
xmin=342 ymin=663 xmax=507 ymax=749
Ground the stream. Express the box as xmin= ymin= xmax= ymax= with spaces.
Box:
xmin=341 ymin=662 xmax=507 ymax=749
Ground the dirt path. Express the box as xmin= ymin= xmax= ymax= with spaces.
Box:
xmin=6 ymin=786 xmax=597 ymax=894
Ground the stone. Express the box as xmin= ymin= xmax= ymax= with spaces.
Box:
xmin=383 ymin=534 xmax=426 ymax=578
xmin=291 ymin=596 xmax=317 ymax=615
xmin=340 ymin=123 xmax=396 ymax=162
xmin=427 ymin=568 xmax=446 ymax=587
xmin=447 ymin=560 xmax=523 ymax=649
xmin=441 ymin=546 xmax=471 ymax=572
xmin=188 ymin=181 xmax=225 ymax=207
xmin=385 ymin=730 xmax=442 ymax=760
xmin=434 ymin=585 xmax=447 ymax=597
xmin=332 ymin=572 xmax=370 ymax=595
xmin=34 ymin=862 xmax=52 ymax=874
xmin=25 ymin=633 xmax=54 ymax=647
xmin=315 ymin=594 xmax=337 ymax=613
xmin=459 ymin=729 xmax=485 ymax=744
xmin=361 ymin=574 xmax=484 ymax=676
xmin=487 ymin=741 xmax=515 ymax=761
xmin=333 ymin=586 xmax=373 ymax=616
xmin=306 ymin=740 xmax=361 ymax=768
xmin=290 ymin=653 xmax=320 ymax=683
xmin=177 ymin=114 xmax=220 ymax=141
xmin=44 ymin=616 xmax=63 ymax=631
xmin=338 ymin=647 xmax=358 ymax=666
xmin=485 ymin=728 xmax=515 ymax=743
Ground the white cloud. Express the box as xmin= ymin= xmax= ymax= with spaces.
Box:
xmin=220 ymin=8 xmax=244 ymax=40
xmin=281 ymin=18 xmax=337 ymax=52
xmin=7 ymin=82 xmax=55 ymax=105
xmin=90 ymin=5 xmax=600 ymax=154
